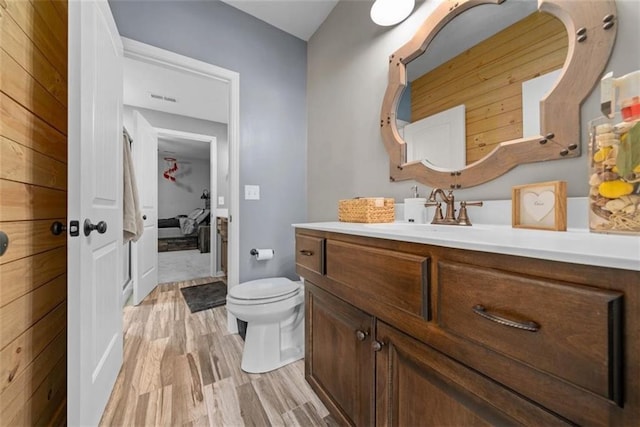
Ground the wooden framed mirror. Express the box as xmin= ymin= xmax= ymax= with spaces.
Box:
xmin=381 ymin=0 xmax=617 ymax=189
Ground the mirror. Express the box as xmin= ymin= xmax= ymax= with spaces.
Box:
xmin=381 ymin=0 xmax=618 ymax=189
xmin=399 ymin=0 xmax=563 ymax=169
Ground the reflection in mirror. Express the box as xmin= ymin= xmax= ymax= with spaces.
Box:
xmin=521 ymin=69 xmax=562 ymax=137
xmin=397 ymin=0 xmax=567 ymax=169
xmin=402 ymin=104 xmax=466 ymax=169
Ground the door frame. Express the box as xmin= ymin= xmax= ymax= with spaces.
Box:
xmin=122 ymin=37 xmax=240 ymax=299
xmin=156 ymin=127 xmax=220 ymax=278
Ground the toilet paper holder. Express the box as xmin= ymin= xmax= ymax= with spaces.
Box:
xmin=250 ymin=248 xmax=275 ymax=259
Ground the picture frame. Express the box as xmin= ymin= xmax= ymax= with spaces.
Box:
xmin=512 ymin=181 xmax=567 ymax=231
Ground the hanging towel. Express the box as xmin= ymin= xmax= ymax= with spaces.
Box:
xmin=123 ymin=131 xmax=144 ymax=242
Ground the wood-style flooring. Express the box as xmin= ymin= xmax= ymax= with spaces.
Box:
xmin=100 ymin=278 xmax=335 ymax=426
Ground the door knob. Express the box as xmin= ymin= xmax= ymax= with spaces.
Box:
xmin=84 ymin=219 xmax=107 ymax=236
xmin=50 ymin=221 xmax=67 ymax=236
xmin=142 ymin=215 xmax=147 ymax=220
xmin=372 ymin=340 xmax=384 ymax=352
xmin=355 ymin=330 xmax=368 ymax=341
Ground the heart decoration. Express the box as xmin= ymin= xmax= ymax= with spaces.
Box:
xmin=522 ymin=190 xmax=555 ymax=222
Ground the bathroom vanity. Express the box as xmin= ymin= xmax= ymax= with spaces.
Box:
xmin=295 ymin=224 xmax=639 ymax=426
xmin=297 ymin=0 xmax=636 ymax=423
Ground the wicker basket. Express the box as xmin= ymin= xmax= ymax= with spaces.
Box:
xmin=338 ymin=198 xmax=395 ymax=223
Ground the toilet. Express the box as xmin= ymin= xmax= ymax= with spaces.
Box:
xmin=226 ymin=277 xmax=305 ymax=373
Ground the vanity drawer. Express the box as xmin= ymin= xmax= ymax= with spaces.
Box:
xmin=296 ymin=234 xmax=325 ymax=275
xmin=437 ymin=261 xmax=623 ymax=404
xmin=326 ymin=240 xmax=429 ymax=318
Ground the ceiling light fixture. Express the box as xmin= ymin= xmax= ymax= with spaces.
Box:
xmin=370 ymin=0 xmax=415 ymax=26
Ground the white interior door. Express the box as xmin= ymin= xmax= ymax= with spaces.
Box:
xmin=404 ymin=104 xmax=466 ymax=169
xmin=132 ymin=111 xmax=158 ymax=304
xmin=67 ymin=0 xmax=124 ymax=425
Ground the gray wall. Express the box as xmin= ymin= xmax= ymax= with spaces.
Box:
xmin=110 ymin=1 xmax=308 ymax=282
xmin=307 ymin=0 xmax=640 ymax=221
xmin=123 ymin=105 xmax=228 ymax=207
xmin=157 ymin=152 xmax=210 ymax=219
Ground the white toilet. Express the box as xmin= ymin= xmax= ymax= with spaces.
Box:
xmin=226 ymin=277 xmax=305 ymax=373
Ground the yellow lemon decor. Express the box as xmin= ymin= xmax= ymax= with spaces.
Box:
xmin=593 ymin=147 xmax=611 ymax=162
xmin=589 ymin=117 xmax=640 ymax=234
xmin=598 ymin=180 xmax=634 ymax=199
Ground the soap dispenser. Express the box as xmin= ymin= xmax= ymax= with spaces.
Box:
xmin=404 ymin=185 xmax=427 ymax=223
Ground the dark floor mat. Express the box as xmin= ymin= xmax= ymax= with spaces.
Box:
xmin=180 ymin=281 xmax=227 ymax=313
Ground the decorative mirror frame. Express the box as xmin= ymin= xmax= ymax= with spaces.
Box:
xmin=381 ymin=0 xmax=617 ymax=189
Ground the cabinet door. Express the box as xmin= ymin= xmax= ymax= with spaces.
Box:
xmin=375 ymin=322 xmax=568 ymax=427
xmin=306 ymin=283 xmax=375 ymax=426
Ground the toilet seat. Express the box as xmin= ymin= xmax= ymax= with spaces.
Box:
xmin=228 ymin=277 xmax=301 ymax=305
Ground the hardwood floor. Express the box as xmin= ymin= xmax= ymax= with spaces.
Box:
xmin=101 ymin=278 xmax=335 ymax=426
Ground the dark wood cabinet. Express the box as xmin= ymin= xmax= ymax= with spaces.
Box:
xmin=296 ymin=229 xmax=640 ymax=426
xmin=305 ymin=285 xmax=375 ymax=426
xmin=375 ymin=322 xmax=566 ymax=427
xmin=305 ymin=282 xmax=566 ymax=427
xmin=198 ymin=225 xmax=211 ymax=253
xmin=216 ymin=217 xmax=228 ymax=275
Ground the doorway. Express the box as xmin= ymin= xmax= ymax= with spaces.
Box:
xmin=155 ymin=127 xmax=219 ymax=284
xmin=120 ymin=38 xmax=240 ymax=308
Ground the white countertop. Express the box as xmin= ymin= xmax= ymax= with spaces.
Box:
xmin=293 ymin=221 xmax=640 ymax=271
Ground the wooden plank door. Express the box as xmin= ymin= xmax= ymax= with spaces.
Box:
xmin=67 ymin=0 xmax=124 ymax=425
xmin=0 ymin=0 xmax=68 ymax=425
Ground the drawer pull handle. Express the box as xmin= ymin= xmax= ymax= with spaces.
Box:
xmin=299 ymin=250 xmax=314 ymax=256
xmin=472 ymin=305 xmax=540 ymax=332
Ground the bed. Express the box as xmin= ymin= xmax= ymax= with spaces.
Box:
xmin=158 ymin=208 xmax=211 ymax=251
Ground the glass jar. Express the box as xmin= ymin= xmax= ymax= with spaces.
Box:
xmin=588 ymin=113 xmax=640 ymax=234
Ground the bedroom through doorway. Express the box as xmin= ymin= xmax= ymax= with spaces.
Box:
xmin=155 ymin=128 xmax=223 ymax=284
xmin=120 ymin=41 xmax=233 ymax=306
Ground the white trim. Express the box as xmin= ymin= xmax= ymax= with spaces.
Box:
xmin=122 ymin=280 xmax=133 ymax=306
xmin=156 ymin=127 xmax=216 ymax=143
xmin=121 ymin=38 xmax=241 ymax=331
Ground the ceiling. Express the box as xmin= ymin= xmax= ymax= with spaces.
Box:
xmin=158 ymin=135 xmax=211 ymax=161
xmin=218 ymin=0 xmax=340 ymax=41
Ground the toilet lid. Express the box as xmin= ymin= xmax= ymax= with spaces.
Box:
xmin=229 ymin=277 xmax=300 ymax=301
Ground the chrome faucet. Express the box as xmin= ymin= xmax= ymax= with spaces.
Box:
xmin=425 ymin=188 xmax=483 ymax=226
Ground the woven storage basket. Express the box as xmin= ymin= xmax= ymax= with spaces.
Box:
xmin=338 ymin=198 xmax=395 ymax=223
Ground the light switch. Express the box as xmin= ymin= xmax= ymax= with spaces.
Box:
xmin=218 ymin=196 xmax=225 ymax=205
xmin=244 ymin=185 xmax=260 ymax=200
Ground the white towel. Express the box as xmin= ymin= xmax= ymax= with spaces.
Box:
xmin=123 ymin=133 xmax=144 ymax=242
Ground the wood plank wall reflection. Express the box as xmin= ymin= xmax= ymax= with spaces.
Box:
xmin=411 ymin=12 xmax=568 ymax=164
xmin=0 ymin=0 xmax=68 ymax=425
